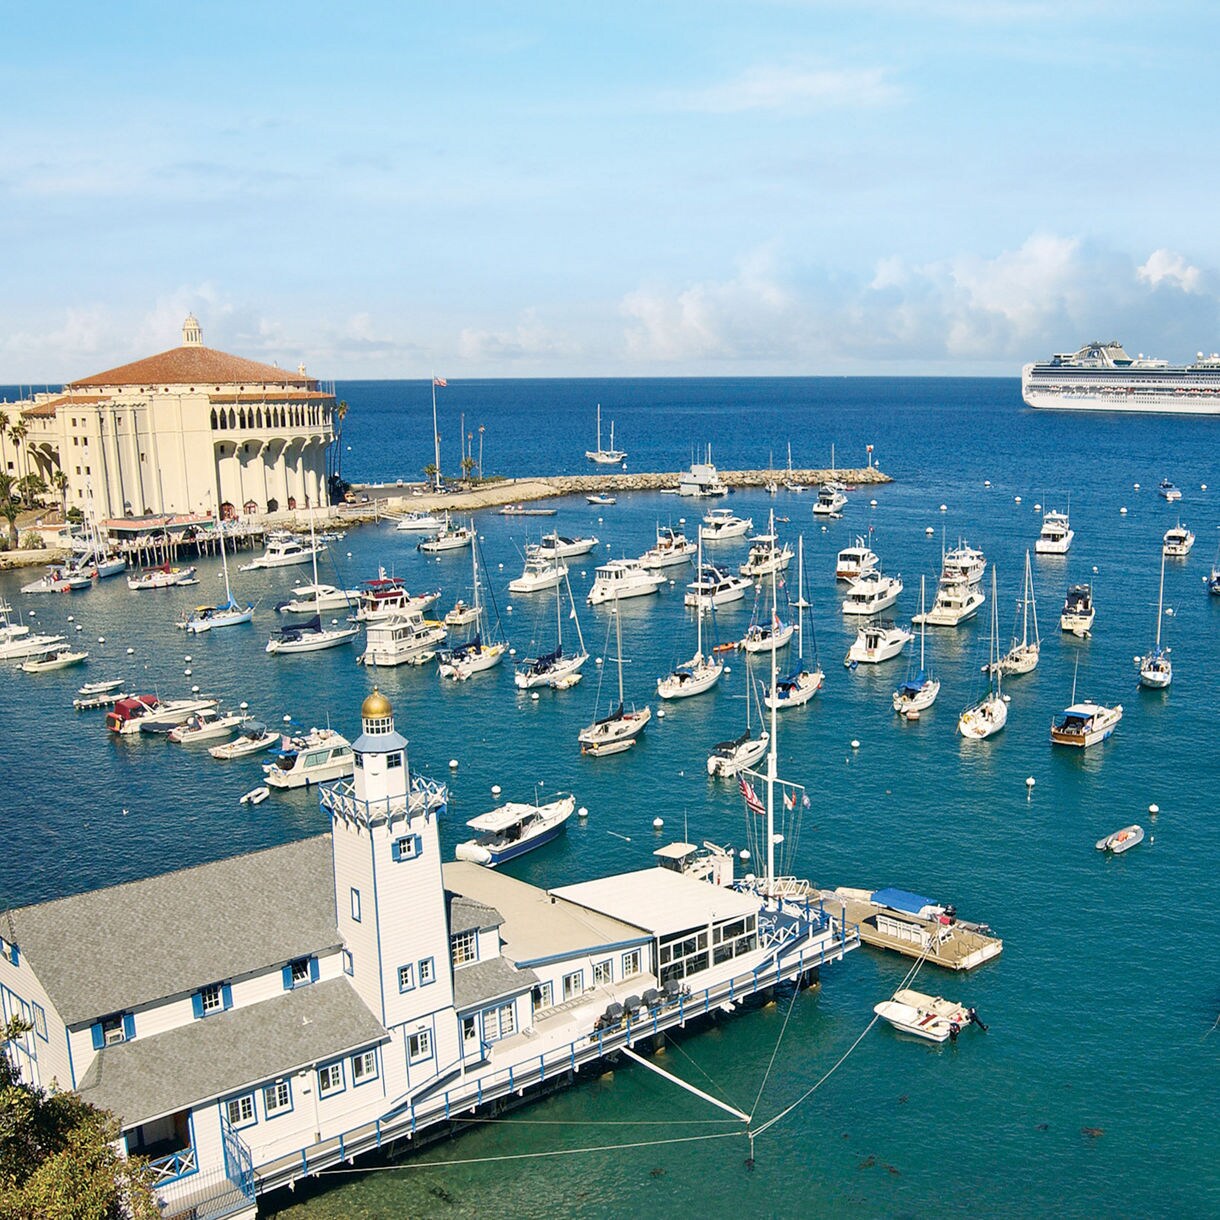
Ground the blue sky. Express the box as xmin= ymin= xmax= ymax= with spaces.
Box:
xmin=4 ymin=2 xmax=1219 ymax=380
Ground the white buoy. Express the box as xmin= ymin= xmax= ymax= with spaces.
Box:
xmin=1120 ymin=506 xmax=1128 ymax=514
xmin=1132 ymin=654 xmax=1142 ymax=664
xmin=870 ymin=498 xmax=878 ymax=507
xmin=657 ymin=707 xmax=666 ymax=719
xmin=1134 ymin=482 xmax=1140 ymax=490
xmin=1034 ymin=502 xmax=1042 ymax=512
xmin=240 ymin=702 xmax=249 ymax=710
xmin=821 ymin=525 xmax=827 ymax=532
xmin=851 ymin=739 xmax=860 ymax=749
xmin=653 ymin=817 xmax=664 ymax=830
xmin=98 ymin=636 xmax=105 ymax=643
xmin=1092 ymin=566 xmax=1098 ymax=574
xmin=1149 ymin=803 xmax=1160 ymax=815
xmin=739 ymin=849 xmax=751 ymax=861
xmin=185 ymin=655 xmax=192 ymax=663
xmin=530 ymin=691 xmax=539 ymax=701
xmin=1202 ymin=483 xmax=1208 ymax=491
xmin=724 ymin=666 xmax=731 ymax=675
xmin=498 ymin=563 xmax=503 ymax=569
xmin=595 ymin=656 xmax=603 ymax=666
xmin=1014 ymin=496 xmax=1021 ymax=504
xmin=283 ymin=714 xmax=292 ymax=723
xmin=191 ymin=684 xmax=200 ymax=693
xmin=1026 ymin=776 xmax=1035 ymax=789
xmin=506 ymin=605 xmax=513 ymax=614
xmin=67 ymin=615 xmax=74 ymax=622
xmin=449 ymin=758 xmax=459 ymax=769
xmin=984 ymin=480 xmax=991 ymax=488
xmin=127 ymin=647 xmax=135 ymax=655
xmin=925 ymin=526 xmax=935 ymax=535
xmin=1165 ymin=607 xmax=1174 ymax=616
xmin=491 ymin=785 xmax=501 ymax=796
xmin=1002 ymin=693 xmax=1011 ymax=703
xmin=940 ymin=504 xmax=948 ymax=512
xmin=578 ymin=806 xmax=588 ymax=819
xmin=76 ymin=624 xmax=83 ymax=631
xmin=347 ymin=552 xmax=353 ymax=559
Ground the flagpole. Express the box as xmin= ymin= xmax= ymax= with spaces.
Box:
xmin=431 ymin=373 xmax=442 ymax=492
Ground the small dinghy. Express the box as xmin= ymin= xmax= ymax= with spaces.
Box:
xmin=874 ymin=988 xmax=988 ymax=1044
xmin=240 ymin=785 xmax=270 ymax=806
xmin=1095 ymin=824 xmax=1144 ymax=854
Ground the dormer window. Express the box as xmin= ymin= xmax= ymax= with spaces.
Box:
xmin=283 ymin=956 xmax=318 ymax=990
xmin=90 ymin=1012 xmax=135 ymax=1048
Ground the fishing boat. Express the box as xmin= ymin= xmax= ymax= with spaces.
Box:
xmin=515 ymin=570 xmax=588 ymax=689
xmin=959 ymin=569 xmax=1007 ymax=740
xmin=127 ymin=563 xmax=197 ymax=590
xmin=359 ymin=612 xmax=447 ymax=667
xmin=1137 ymin=551 xmax=1173 ymax=689
xmin=844 ymin=620 xmax=912 ymax=667
xmin=701 ymin=507 xmax=752 ymax=540
xmin=764 ymin=535 xmax=824 ymax=710
xmin=677 ymin=448 xmax=727 ymax=497
xmin=841 ymin=570 xmax=903 ymax=616
xmin=684 ymin=564 xmax=751 ymax=609
xmin=276 ymin=583 xmax=358 ymax=613
xmin=208 ymin=722 xmax=280 ymax=759
xmin=454 ymin=793 xmax=576 ymax=866
xmin=20 ymin=647 xmax=89 ymax=673
xmin=263 ymin=728 xmax=354 ymax=788
xmin=239 ymin=531 xmax=323 ymax=571
xmin=658 ymin=531 xmax=724 ymax=699
xmin=417 ymin=514 xmax=474 ymax=554
xmin=137 ymin=695 xmax=221 ymax=734
xmin=1060 ymin=583 xmax=1095 ymax=635
xmin=874 ymin=989 xmax=987 ymax=1043
xmin=586 ymin=493 xmax=617 ymax=506
xmin=578 ymin=599 xmax=651 ymax=755
xmin=168 ymin=709 xmax=245 ymax=743
xmin=587 ymin=558 xmax=666 ymax=605
xmin=585 ymin=403 xmax=626 ymax=465
xmin=707 ymin=671 xmax=770 ymax=776
xmin=436 ymin=533 xmax=508 ymax=680
xmin=535 ymin=531 xmax=599 ymax=559
xmin=0 ymin=601 xmax=67 ymax=661
xmin=1035 ymin=508 xmax=1074 ymax=554
xmin=835 ymin=536 xmax=879 ymax=581
xmin=266 ymin=515 xmax=360 ymax=655
xmin=180 ymin=510 xmax=254 ymax=632
xmin=893 ymin=576 xmax=939 ymax=716
xmin=739 ymin=533 xmax=794 ymax=580
xmin=991 ymin=550 xmax=1040 ymax=675
xmin=1162 ymin=523 xmax=1195 ymax=557
xmin=352 ymin=573 xmax=440 ymax=621
xmin=811 ymin=484 xmax=847 ymax=517
xmin=1096 ymin=824 xmax=1145 ymax=854
xmin=639 ymin=526 xmax=697 ymax=570
xmin=1050 ymin=661 xmax=1122 ymax=747
xmin=1158 ymin=478 xmax=1182 ymax=501
xmin=394 ymin=510 xmax=445 ymax=533
xmin=508 ymin=548 xmax=567 ymax=594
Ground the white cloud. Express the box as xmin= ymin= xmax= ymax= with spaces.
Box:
xmin=677 ymin=64 xmax=898 ymax=114
xmin=457 ymin=310 xmax=579 ymax=363
xmin=1137 ymin=248 xmax=1203 ymax=294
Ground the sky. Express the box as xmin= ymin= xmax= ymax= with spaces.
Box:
xmin=3 ymin=1 xmax=1220 ymax=382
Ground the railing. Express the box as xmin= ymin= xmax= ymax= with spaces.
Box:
xmin=147 ymin=1145 xmax=197 ymax=1184
xmin=319 ymin=775 xmax=448 ymax=826
xmin=221 ymin=1113 xmax=256 ymax=1201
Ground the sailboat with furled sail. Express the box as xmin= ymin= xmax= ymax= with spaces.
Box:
xmin=892 ymin=575 xmax=940 ymax=717
xmin=578 ymin=596 xmax=651 ymax=755
xmin=764 ymin=533 xmax=824 ymax=710
xmin=180 ymin=508 xmax=254 ymax=633
xmin=515 ymin=570 xmax=588 ymax=690
xmin=990 ymin=549 xmax=1040 ymax=676
xmin=437 ymin=525 xmax=508 ymax=680
xmin=265 ymin=513 xmax=360 ymax=655
xmin=707 ymin=666 xmax=769 ymax=777
xmin=958 ymin=567 xmax=1007 ymax=739
xmin=1137 ymin=550 xmax=1172 ymax=689
xmin=657 ymin=527 xmax=724 ymax=699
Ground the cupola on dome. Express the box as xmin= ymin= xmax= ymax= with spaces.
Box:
xmin=361 ymin=688 xmax=392 ymax=720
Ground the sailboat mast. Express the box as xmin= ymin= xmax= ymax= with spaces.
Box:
xmin=919 ymin=574 xmax=926 ymax=669
xmin=471 ymin=520 xmax=481 ymax=631
xmin=217 ymin=504 xmax=232 ymax=604
xmin=565 ymin=570 xmax=586 ymax=654
xmin=431 ymin=376 xmax=442 ymax=492
xmin=309 ymin=509 xmax=321 ymax=615
xmin=615 ymin=592 xmax=625 ymax=708
xmin=1155 ymin=551 xmax=1165 ymax=649
xmin=695 ymin=527 xmax=704 ymax=659
xmin=797 ymin=534 xmax=805 ymax=659
xmin=766 ymin=511 xmax=779 ymax=896
xmin=991 ymin=567 xmax=1001 ymax=696
xmin=595 ymin=403 xmax=602 ymax=451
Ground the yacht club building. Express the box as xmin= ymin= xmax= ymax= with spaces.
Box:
xmin=14 ymin=316 xmax=335 ymax=519
xmin=0 ymin=691 xmax=855 ymax=1217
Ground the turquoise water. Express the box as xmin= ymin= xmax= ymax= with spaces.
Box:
xmin=2 ymin=378 xmax=1218 ymax=1217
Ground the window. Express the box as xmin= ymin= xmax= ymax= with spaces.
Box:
xmin=418 ymin=957 xmax=435 ymax=985
xmin=532 ymin=981 xmax=553 ymax=1012
xmin=200 ymin=984 xmax=224 ymax=1015
xmin=342 ymin=949 xmax=354 ymax=976
xmin=391 ymin=834 xmax=419 ymax=862
xmin=408 ymin=1029 xmax=432 ymax=1062
xmin=263 ymin=1079 xmax=292 ymax=1117
xmin=290 ymin=958 xmax=311 ymax=986
xmin=462 ymin=1015 xmax=478 ymax=1047
xmin=397 ymin=964 xmax=414 ymax=992
xmin=226 ymin=1094 xmax=255 ymax=1128
xmin=593 ymin=960 xmax=613 ymax=986
xmin=562 ymin=971 xmax=584 ymax=1001
xmin=451 ymin=930 xmax=477 ymax=966
xmin=318 ymin=1061 xmax=344 ymax=1097
xmin=350 ymin=888 xmax=361 ymax=922
xmin=387 ymin=751 xmax=403 ymax=769
xmin=622 ymin=949 xmax=642 ymax=978
xmin=352 ymin=1050 xmax=378 ymax=1085
xmin=101 ymin=1014 xmax=126 ymax=1046
xmin=485 ymin=1002 xmax=516 ymax=1041
xmin=31 ymin=1004 xmax=47 ymax=1041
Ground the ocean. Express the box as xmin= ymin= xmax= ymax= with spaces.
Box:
xmin=1 ymin=377 xmax=1218 ymax=1217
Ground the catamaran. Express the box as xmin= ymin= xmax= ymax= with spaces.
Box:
xmin=764 ymin=534 xmax=824 ymax=710
xmin=437 ymin=529 xmax=507 ymax=679
xmin=990 ymin=549 xmax=1040 ymax=675
xmin=958 ymin=568 xmax=1007 ymax=740
xmin=1137 ymin=550 xmax=1172 ymax=689
xmin=657 ymin=530 xmax=724 ymax=699
xmin=179 ymin=512 xmax=254 ymax=633
xmin=585 ymin=403 xmax=626 ymax=465
xmin=892 ymin=575 xmax=939 ymax=717
xmin=578 ymin=598 xmax=651 ymax=755
xmin=515 ymin=570 xmax=588 ymax=690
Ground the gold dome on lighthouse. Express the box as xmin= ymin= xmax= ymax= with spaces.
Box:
xmin=361 ymin=688 xmax=392 ymax=720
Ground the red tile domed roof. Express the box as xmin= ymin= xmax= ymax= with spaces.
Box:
xmin=69 ymin=344 xmax=313 ymax=389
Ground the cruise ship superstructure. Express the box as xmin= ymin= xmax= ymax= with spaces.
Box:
xmin=1022 ymin=341 xmax=1220 ymax=415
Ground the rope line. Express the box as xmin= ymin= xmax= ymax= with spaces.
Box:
xmin=748 ymin=973 xmax=803 ymax=1121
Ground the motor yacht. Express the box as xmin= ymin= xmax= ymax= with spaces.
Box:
xmin=359 ymin=612 xmax=447 ymax=667
xmin=1059 ymin=583 xmax=1095 ymax=635
xmin=454 ymin=794 xmax=576 ymax=866
xmin=844 ymin=621 xmax=912 ymax=666
xmin=136 ymin=696 xmax=222 ymax=734
xmin=535 ymin=531 xmax=600 ymax=559
xmin=639 ymin=526 xmax=696 ymax=570
xmin=239 ymin=532 xmax=322 ymax=571
xmin=841 ymin=570 xmax=903 ymax=616
xmin=1035 ymin=509 xmax=1074 ymax=555
xmin=20 ymin=647 xmax=89 ymax=673
xmin=1162 ymin=523 xmax=1195 ymax=557
xmin=0 ymin=600 xmax=67 ymax=661
xmin=394 ymin=511 xmax=445 ymax=532
xmin=677 ymin=450 xmax=727 ymax=497
xmin=352 ymin=574 xmax=440 ymax=621
xmin=912 ymin=576 xmax=984 ymax=627
xmin=587 ymin=559 xmax=666 ymax=605
xmin=835 ymin=537 xmax=879 ymax=581
xmin=417 ymin=516 xmax=474 ymax=553
xmin=701 ymin=508 xmax=752 ymax=540
xmin=940 ymin=542 xmax=986 ymax=586
xmin=1158 ymin=478 xmax=1182 ymax=501
xmin=684 ymin=565 xmax=751 ymax=609
xmin=739 ymin=534 xmax=794 ymax=580
xmin=811 ymin=484 xmax=848 ymax=516
xmin=508 ymin=549 xmax=567 ymax=594
xmin=127 ymin=564 xmax=197 ymax=590
xmin=263 ymin=729 xmax=354 ymax=788
xmin=1050 ymin=701 xmax=1122 ymax=748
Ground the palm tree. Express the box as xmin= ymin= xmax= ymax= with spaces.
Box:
xmin=0 ymin=472 xmax=19 ymax=549
xmin=461 ymin=456 xmax=476 ymax=482
xmin=0 ymin=410 xmax=9 ymax=474
xmin=9 ymin=419 xmax=28 ymax=481
xmin=51 ymin=468 xmax=69 ymax=516
xmin=335 ymin=400 xmax=349 ymax=484
xmin=423 ymin=462 xmax=438 ymax=485
xmin=17 ymin=472 xmax=46 ymax=507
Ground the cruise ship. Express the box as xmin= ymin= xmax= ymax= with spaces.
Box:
xmin=1022 ymin=341 xmax=1220 ymax=415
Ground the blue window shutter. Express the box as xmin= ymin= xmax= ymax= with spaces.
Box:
xmin=221 ymin=984 xmax=233 ymax=1011
xmin=8 ymin=945 xmax=18 ymax=966
xmin=390 ymin=839 xmax=401 ymax=862
xmin=308 ymin=957 xmax=319 ymax=983
xmin=122 ymin=1013 xmax=135 ymax=1041
xmin=282 ymin=965 xmax=293 ymax=991
xmin=90 ymin=1023 xmax=104 ymax=1050
xmin=191 ymin=993 xmax=204 ymax=1019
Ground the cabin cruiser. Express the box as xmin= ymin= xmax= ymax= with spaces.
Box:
xmin=739 ymin=534 xmax=793 ymax=580
xmin=168 ymin=709 xmax=245 ymax=743
xmin=684 ymin=565 xmax=751 ymax=608
xmin=586 ymin=493 xmax=617 ymax=506
xmin=263 ymin=729 xmax=354 ymax=788
xmin=841 ymin=570 xmax=903 ymax=616
xmin=1059 ymin=584 xmax=1095 ymax=635
xmin=1162 ymin=523 xmax=1195 ymax=556
xmin=639 ymin=526 xmax=696 ymax=570
xmin=239 ymin=531 xmax=323 ymax=571
xmin=276 ymin=583 xmax=358 ymax=613
xmin=678 ymin=453 xmax=728 ymax=497
xmin=417 ymin=516 xmax=474 ymax=553
xmin=106 ymin=695 xmax=162 ymax=734
xmin=844 ymin=621 xmax=912 ymax=666
xmin=352 ymin=574 xmax=440 ymax=621
xmin=394 ymin=510 xmax=445 ymax=532
xmin=454 ymin=794 xmax=576 ymax=866
xmin=835 ymin=537 xmax=879 ymax=581
xmin=1034 ymin=509 xmax=1074 ymax=555
xmin=1158 ymin=478 xmax=1182 ymax=501
xmin=811 ymin=484 xmax=848 ymax=517
xmin=508 ymin=549 xmax=567 ymax=594
xmin=20 ymin=647 xmax=89 ymax=673
xmin=535 ymin=531 xmax=600 ymax=559
xmin=126 ymin=564 xmax=197 ymax=590
xmin=359 ymin=612 xmax=447 ymax=667
xmin=912 ymin=576 xmax=985 ymax=627
xmin=587 ymin=559 xmax=666 ymax=605
xmin=1050 ymin=701 xmax=1122 ymax=748
xmin=701 ymin=508 xmax=752 ymax=540
xmin=940 ymin=542 xmax=986 ymax=586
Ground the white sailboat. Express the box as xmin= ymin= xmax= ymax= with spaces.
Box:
xmin=783 ymin=442 xmax=805 ymax=492
xmin=515 ymin=570 xmax=589 ymax=689
xmin=578 ymin=597 xmax=651 ymax=755
xmin=180 ymin=512 xmax=254 ymax=633
xmin=764 ymin=534 xmax=824 ymax=710
xmin=958 ymin=568 xmax=1007 ymax=739
xmin=437 ymin=527 xmax=507 ymax=679
xmin=707 ymin=668 xmax=770 ymax=776
xmin=657 ymin=529 xmax=724 ymax=699
xmin=991 ymin=550 xmax=1039 ymax=675
xmin=892 ymin=575 xmax=940 ymax=716
xmin=265 ymin=514 xmax=360 ymax=655
xmin=1137 ymin=550 xmax=1172 ymax=689
xmin=585 ymin=403 xmax=626 ymax=465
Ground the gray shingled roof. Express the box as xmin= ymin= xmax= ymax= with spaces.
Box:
xmin=76 ymin=978 xmax=387 ymax=1127
xmin=452 ymin=957 xmax=537 ymax=1012
xmin=8 ymin=836 xmax=339 ymax=1025
xmin=448 ymin=892 xmax=503 ymax=935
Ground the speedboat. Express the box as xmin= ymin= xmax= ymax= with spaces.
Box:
xmin=136 ymin=696 xmax=221 ymax=734
xmin=639 ymin=526 xmax=696 ymax=570
xmin=1059 ymin=583 xmax=1095 ymax=635
xmin=276 ymin=583 xmax=358 ymax=613
xmin=1050 ymin=700 xmax=1122 ymax=747
xmin=684 ymin=565 xmax=751 ymax=608
xmin=239 ymin=532 xmax=323 ymax=571
xmin=168 ymin=709 xmax=245 ymax=743
xmin=1158 ymin=478 xmax=1182 ymax=501
xmin=508 ymin=549 xmax=567 ymax=594
xmin=1162 ymin=523 xmax=1195 ymax=556
xmin=359 ymin=612 xmax=447 ymax=666
xmin=263 ymin=729 xmax=354 ymax=788
xmin=20 ymin=647 xmax=89 ymax=673
xmin=394 ymin=510 xmax=445 ymax=533
xmin=126 ymin=564 xmax=197 ymax=590
xmin=701 ymin=508 xmax=752 ymax=540
xmin=208 ymin=722 xmax=280 ymax=759
xmin=536 ymin=531 xmax=599 ymax=559
xmin=417 ymin=516 xmax=474 ymax=553
xmin=1096 ymin=824 xmax=1144 ymax=854
xmin=941 ymin=542 xmax=986 ymax=586
xmin=739 ymin=534 xmax=793 ymax=580
xmin=874 ymin=989 xmax=986 ymax=1044
xmin=811 ymin=484 xmax=847 ymax=517
xmin=844 ymin=621 xmax=912 ymax=666
xmin=841 ymin=570 xmax=903 ymax=616
xmin=454 ymin=794 xmax=576 ymax=866
xmin=586 ymin=493 xmax=617 ymax=506
xmin=835 ymin=537 xmax=879 ymax=580
xmin=352 ymin=574 xmax=440 ymax=621
xmin=1035 ymin=509 xmax=1074 ymax=555
xmin=587 ymin=559 xmax=666 ymax=605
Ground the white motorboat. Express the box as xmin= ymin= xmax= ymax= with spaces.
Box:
xmin=394 ymin=510 xmax=445 ymax=533
xmin=579 ymin=598 xmax=651 ymax=755
xmin=1162 ymin=523 xmax=1195 ymax=557
xmin=443 ymin=599 xmax=480 ymax=627
xmin=764 ymin=536 xmax=824 ymax=711
xmin=208 ymin=722 xmax=280 ymax=759
xmin=639 ymin=526 xmax=696 ymax=570
xmin=739 ymin=533 xmax=793 ymax=580
xmin=658 ymin=532 xmax=723 ymax=699
xmin=959 ymin=569 xmax=1008 ymax=741
xmin=276 ymin=583 xmax=358 ymax=613
xmin=678 ymin=448 xmax=728 ymax=497
xmin=941 ymin=541 xmax=987 ymax=586
xmin=21 ymin=647 xmax=89 ymax=673
xmin=1096 ymin=824 xmax=1144 ymax=854
xmin=586 ymin=493 xmax=617 ymax=506
xmin=437 ymin=533 xmax=508 ymax=680
xmin=352 ymin=573 xmax=440 ymax=621
xmin=912 ymin=573 xmax=985 ymax=626
xmin=0 ymin=600 xmax=67 ymax=661
xmin=418 ymin=515 xmax=474 ymax=554
xmin=359 ymin=612 xmax=447 ymax=667
xmin=844 ymin=621 xmax=912 ymax=667
xmin=134 ymin=695 xmax=221 ymax=734
xmin=991 ymin=550 xmax=1040 ymax=675
xmin=508 ymin=549 xmax=567 ymax=594
xmin=841 ymin=570 xmax=903 ymax=616
xmin=516 ymin=570 xmax=589 ymax=689
xmin=263 ymin=728 xmax=354 ymax=788
xmin=180 ymin=509 xmax=254 ymax=632
xmin=77 ymin=678 xmax=124 ymax=697
xmin=239 ymin=531 xmax=323 ymax=571
xmin=1050 ymin=700 xmax=1122 ymax=747
xmin=701 ymin=508 xmax=752 ymax=540
xmin=106 ymin=695 xmax=163 ymax=734
xmin=535 ymin=531 xmax=599 ymax=559
xmin=874 ymin=988 xmax=986 ymax=1044
xmin=127 ymin=563 xmax=197 ymax=590
xmin=1158 ymin=478 xmax=1182 ymax=501
xmin=266 ymin=515 xmax=361 ymax=655
xmin=1138 ymin=551 xmax=1172 ymax=689
xmin=893 ymin=577 xmax=940 ymax=716
xmin=835 ymin=536 xmax=879 ymax=581
xmin=1035 ymin=508 xmax=1074 ymax=554
xmin=168 ymin=709 xmax=245 ymax=743
xmin=684 ymin=564 xmax=751 ymax=609
xmin=585 ymin=403 xmax=626 ymax=465
xmin=1059 ymin=583 xmax=1095 ymax=635
xmin=587 ymin=558 xmax=666 ymax=605
xmin=811 ymin=484 xmax=847 ymax=517
xmin=455 ymin=794 xmax=577 ymax=866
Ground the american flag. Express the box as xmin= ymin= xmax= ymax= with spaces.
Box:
xmin=783 ymin=789 xmax=796 ymax=811
xmin=434 ymin=376 xmax=447 ymax=387
xmin=739 ymin=776 xmax=765 ymax=816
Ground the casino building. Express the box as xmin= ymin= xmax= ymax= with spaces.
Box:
xmin=16 ymin=316 xmax=335 ymax=519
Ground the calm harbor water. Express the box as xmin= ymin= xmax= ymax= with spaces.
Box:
xmin=2 ymin=377 xmax=1218 ymax=1217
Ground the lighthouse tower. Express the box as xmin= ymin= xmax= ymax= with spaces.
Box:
xmin=324 ymin=690 xmax=457 ymax=1084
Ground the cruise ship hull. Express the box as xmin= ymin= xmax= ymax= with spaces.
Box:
xmin=1022 ymin=361 xmax=1220 ymax=415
